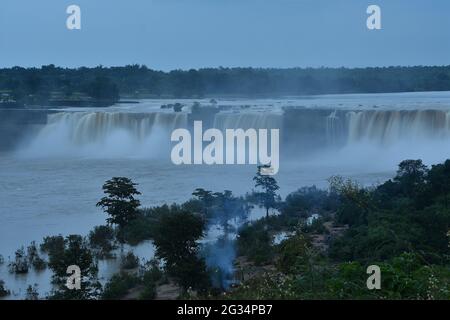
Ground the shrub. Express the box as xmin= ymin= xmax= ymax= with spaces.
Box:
xmin=27 ymin=241 xmax=47 ymax=271
xmin=120 ymin=251 xmax=139 ymax=270
xmin=89 ymin=225 xmax=117 ymax=257
xmin=139 ymin=260 xmax=164 ymax=300
xmin=0 ymin=280 xmax=10 ymax=297
xmin=119 ymin=216 xmax=153 ymax=245
xmin=237 ymin=223 xmax=274 ymax=265
xmin=8 ymin=247 xmax=29 ymax=274
xmin=40 ymin=235 xmax=65 ymax=257
xmin=277 ymin=234 xmax=310 ymax=274
xmin=25 ymin=284 xmax=39 ymax=300
xmin=102 ymin=272 xmax=140 ymax=300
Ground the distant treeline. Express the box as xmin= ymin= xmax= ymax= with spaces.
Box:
xmin=1 ymin=65 xmax=450 ymax=103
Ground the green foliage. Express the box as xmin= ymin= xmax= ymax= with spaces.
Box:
xmin=102 ymin=272 xmax=140 ymax=300
xmin=0 ymin=280 xmax=10 ymax=298
xmin=376 ymin=253 xmax=450 ymax=299
xmin=330 ymin=159 xmax=450 ymax=264
xmin=27 ymin=241 xmax=47 ymax=271
xmin=84 ymin=76 xmax=119 ymax=103
xmin=329 ymin=175 xmax=373 ymax=226
xmin=230 ymin=249 xmax=450 ymax=300
xmin=3 ymin=65 xmax=450 ymax=101
xmin=192 ymin=188 xmax=215 ymax=216
xmin=277 ymin=235 xmax=310 ymax=274
xmin=47 ymin=235 xmax=101 ymax=300
xmin=282 ymin=186 xmax=338 ymax=218
xmin=25 ymin=284 xmax=39 ymax=300
xmin=120 ymin=204 xmax=177 ymax=245
xmin=231 ymin=159 xmax=450 ymax=300
xmin=97 ymin=177 xmax=141 ymax=233
xmin=237 ymin=221 xmax=274 ymax=265
xmin=152 ymin=208 xmax=210 ymax=292
xmin=40 ymin=235 xmax=65 ymax=257
xmin=101 ymin=260 xmax=163 ymax=300
xmin=88 ymin=225 xmax=117 ymax=258
xmin=8 ymin=247 xmax=29 ymax=274
xmin=227 ymin=272 xmax=297 ymax=300
xmin=253 ymin=165 xmax=280 ymax=218
xmin=139 ymin=260 xmax=164 ymax=300
xmin=120 ymin=251 xmax=139 ymax=270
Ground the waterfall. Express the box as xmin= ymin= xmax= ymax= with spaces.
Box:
xmin=20 ymin=112 xmax=188 ymax=158
xmin=326 ymin=110 xmax=346 ymax=146
xmin=344 ymin=110 xmax=450 ymax=145
xmin=45 ymin=112 xmax=188 ymax=144
xmin=18 ymin=108 xmax=450 ymax=159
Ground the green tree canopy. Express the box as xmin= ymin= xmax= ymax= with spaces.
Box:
xmin=96 ymin=177 xmax=141 ymax=231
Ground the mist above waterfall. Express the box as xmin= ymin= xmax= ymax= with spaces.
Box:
xmin=16 ymin=95 xmax=450 ymax=177
xmin=17 ymin=112 xmax=188 ymax=159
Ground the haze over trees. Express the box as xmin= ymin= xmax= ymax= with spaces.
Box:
xmin=2 ymin=65 xmax=450 ymax=104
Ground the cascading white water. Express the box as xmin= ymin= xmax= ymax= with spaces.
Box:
xmin=326 ymin=110 xmax=346 ymax=146
xmin=17 ymin=108 xmax=450 ymax=159
xmin=19 ymin=112 xmax=188 ymax=158
xmin=46 ymin=112 xmax=188 ymax=144
xmin=325 ymin=109 xmax=450 ymax=146
xmin=317 ymin=109 xmax=450 ymax=170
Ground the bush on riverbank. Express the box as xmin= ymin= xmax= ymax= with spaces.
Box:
xmin=89 ymin=225 xmax=117 ymax=258
xmin=230 ymin=159 xmax=450 ymax=300
xmin=0 ymin=280 xmax=10 ymax=298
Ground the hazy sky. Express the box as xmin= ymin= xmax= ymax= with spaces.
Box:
xmin=1 ymin=0 xmax=450 ymax=70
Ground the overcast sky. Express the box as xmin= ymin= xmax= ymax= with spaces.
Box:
xmin=1 ymin=0 xmax=450 ymax=70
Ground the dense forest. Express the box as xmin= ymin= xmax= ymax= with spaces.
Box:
xmin=1 ymin=65 xmax=450 ymax=106
xmin=231 ymin=160 xmax=450 ymax=299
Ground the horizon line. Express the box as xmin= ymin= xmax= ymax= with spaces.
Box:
xmin=2 ymin=64 xmax=450 ymax=73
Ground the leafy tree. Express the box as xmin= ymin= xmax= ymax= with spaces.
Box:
xmin=328 ymin=175 xmax=373 ymax=225
xmin=88 ymin=225 xmax=117 ymax=257
xmin=84 ymin=76 xmax=119 ymax=103
xmin=152 ymin=209 xmax=210 ymax=292
xmin=282 ymin=186 xmax=336 ymax=218
xmin=8 ymin=247 xmax=29 ymax=274
xmin=253 ymin=165 xmax=280 ymax=218
xmin=40 ymin=235 xmax=65 ymax=257
xmin=102 ymin=272 xmax=140 ymax=300
xmin=120 ymin=251 xmax=139 ymax=270
xmin=47 ymin=235 xmax=101 ymax=300
xmin=394 ymin=160 xmax=428 ymax=201
xmin=96 ymin=177 xmax=141 ymax=232
xmin=4 ymin=66 xmax=450 ymax=103
xmin=395 ymin=160 xmax=428 ymax=185
xmin=277 ymin=234 xmax=310 ymax=274
xmin=192 ymin=188 xmax=214 ymax=216
xmin=237 ymin=221 xmax=274 ymax=265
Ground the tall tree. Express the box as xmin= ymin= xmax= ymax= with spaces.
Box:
xmin=253 ymin=165 xmax=280 ymax=218
xmin=192 ymin=188 xmax=214 ymax=216
xmin=96 ymin=177 xmax=141 ymax=231
xmin=152 ymin=209 xmax=210 ymax=292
